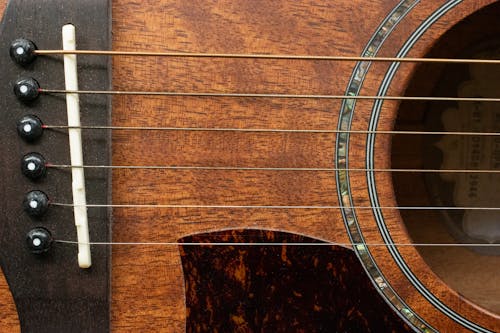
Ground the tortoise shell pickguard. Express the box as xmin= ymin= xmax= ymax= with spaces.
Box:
xmin=180 ymin=230 xmax=412 ymax=332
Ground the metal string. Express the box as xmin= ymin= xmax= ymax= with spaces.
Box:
xmin=33 ymin=49 xmax=500 ymax=64
xmin=38 ymin=89 xmax=500 ymax=102
xmin=38 ymin=50 xmax=500 ymax=249
xmin=46 ymin=164 xmax=500 ymax=174
xmin=54 ymin=240 xmax=500 ymax=247
xmin=50 ymin=203 xmax=500 ymax=210
xmin=43 ymin=125 xmax=500 ymax=137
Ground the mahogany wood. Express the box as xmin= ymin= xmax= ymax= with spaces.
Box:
xmin=1 ymin=0 xmax=499 ymax=332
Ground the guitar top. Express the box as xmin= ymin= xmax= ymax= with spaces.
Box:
xmin=0 ymin=0 xmax=499 ymax=332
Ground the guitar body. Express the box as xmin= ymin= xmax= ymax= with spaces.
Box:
xmin=0 ymin=0 xmax=499 ymax=332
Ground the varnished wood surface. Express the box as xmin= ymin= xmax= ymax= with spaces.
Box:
xmin=111 ymin=1 xmax=356 ymax=330
xmin=0 ymin=269 xmax=19 ymax=333
xmin=111 ymin=0 xmax=499 ymax=332
xmin=1 ymin=0 xmax=500 ymax=332
xmin=348 ymin=1 xmax=499 ymax=331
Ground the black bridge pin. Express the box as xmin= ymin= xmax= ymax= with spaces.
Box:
xmin=23 ymin=190 xmax=49 ymax=217
xmin=10 ymin=39 xmax=38 ymax=66
xmin=17 ymin=115 xmax=44 ymax=142
xmin=26 ymin=227 xmax=53 ymax=254
xmin=21 ymin=152 xmax=47 ymax=180
xmin=14 ymin=78 xmax=40 ymax=103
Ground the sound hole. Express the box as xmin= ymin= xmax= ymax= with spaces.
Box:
xmin=392 ymin=2 xmax=500 ymax=314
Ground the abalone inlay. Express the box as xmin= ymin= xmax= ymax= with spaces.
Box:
xmin=336 ymin=0 xmax=431 ymax=332
xmin=337 ymin=0 xmax=494 ymax=332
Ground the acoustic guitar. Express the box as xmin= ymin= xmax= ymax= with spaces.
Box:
xmin=0 ymin=0 xmax=498 ymax=332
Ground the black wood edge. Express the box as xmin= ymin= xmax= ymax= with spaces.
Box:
xmin=0 ymin=1 xmax=111 ymax=332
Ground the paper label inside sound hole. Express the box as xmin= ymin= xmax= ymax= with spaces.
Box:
xmin=437 ymin=61 xmax=500 ymax=245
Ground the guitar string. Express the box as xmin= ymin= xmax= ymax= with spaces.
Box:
xmin=33 ymin=49 xmax=500 ymax=64
xmin=42 ymin=92 xmax=500 ymax=172
xmin=43 ymin=125 xmax=500 ymax=137
xmin=38 ymin=52 xmax=500 ymax=248
xmin=49 ymin=205 xmax=500 ymax=248
xmin=38 ymin=89 xmax=500 ymax=102
xmin=50 ymin=203 xmax=500 ymax=210
xmin=46 ymin=165 xmax=500 ymax=174
xmin=38 ymin=52 xmax=500 ymax=131
xmin=53 ymin=240 xmax=500 ymax=247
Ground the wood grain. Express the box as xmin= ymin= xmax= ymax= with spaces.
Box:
xmin=111 ymin=0 xmax=499 ymax=331
xmin=111 ymin=1 xmax=360 ymax=331
xmin=348 ymin=1 xmax=500 ymax=332
xmin=1 ymin=0 xmax=500 ymax=332
xmin=0 ymin=271 xmax=19 ymax=333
